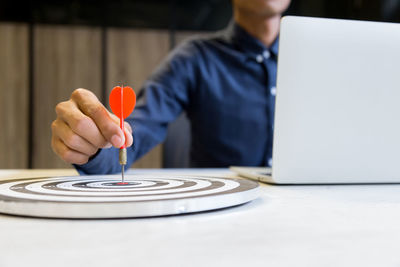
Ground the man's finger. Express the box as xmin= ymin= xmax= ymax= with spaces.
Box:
xmin=110 ymin=113 xmax=133 ymax=147
xmin=56 ymin=100 xmax=110 ymax=148
xmin=52 ymin=119 xmax=98 ymax=156
xmin=124 ymin=121 xmax=133 ymax=147
xmin=51 ymin=136 xmax=90 ymax=165
xmin=71 ymin=89 xmax=125 ymax=148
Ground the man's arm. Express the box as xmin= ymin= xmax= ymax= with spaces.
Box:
xmin=52 ymin=40 xmax=199 ymax=174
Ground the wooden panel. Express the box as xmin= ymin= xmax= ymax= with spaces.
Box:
xmin=33 ymin=25 xmax=102 ymax=168
xmin=107 ymin=28 xmax=170 ymax=168
xmin=0 ymin=23 xmax=29 ymax=168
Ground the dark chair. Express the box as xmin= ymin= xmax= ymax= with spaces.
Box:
xmin=163 ymin=112 xmax=191 ymax=168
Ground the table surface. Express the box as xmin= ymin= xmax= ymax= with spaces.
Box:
xmin=1 ymin=168 xmax=400 ymax=267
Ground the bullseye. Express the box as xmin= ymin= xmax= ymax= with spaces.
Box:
xmin=105 ymin=182 xmax=139 ymax=186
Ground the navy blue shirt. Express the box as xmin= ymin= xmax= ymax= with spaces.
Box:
xmin=76 ymin=21 xmax=278 ymax=174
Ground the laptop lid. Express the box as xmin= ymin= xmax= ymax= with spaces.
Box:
xmin=272 ymin=16 xmax=400 ymax=183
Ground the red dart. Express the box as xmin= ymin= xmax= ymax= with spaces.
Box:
xmin=109 ymin=86 xmax=136 ymax=148
xmin=109 ymin=85 xmax=136 ymax=184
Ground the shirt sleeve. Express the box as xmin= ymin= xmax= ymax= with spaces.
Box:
xmin=75 ymin=40 xmax=199 ymax=175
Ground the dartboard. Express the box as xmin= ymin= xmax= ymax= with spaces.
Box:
xmin=0 ymin=175 xmax=260 ymax=218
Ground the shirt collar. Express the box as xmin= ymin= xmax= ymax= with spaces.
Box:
xmin=224 ymin=20 xmax=279 ymax=60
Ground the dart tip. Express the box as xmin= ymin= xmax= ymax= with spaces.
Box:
xmin=121 ymin=166 xmax=125 ymax=183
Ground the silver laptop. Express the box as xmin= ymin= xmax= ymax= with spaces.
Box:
xmin=231 ymin=16 xmax=400 ymax=184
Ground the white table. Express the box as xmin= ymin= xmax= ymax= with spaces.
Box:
xmin=1 ymin=169 xmax=400 ymax=267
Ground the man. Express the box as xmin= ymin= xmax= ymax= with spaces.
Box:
xmin=51 ymin=0 xmax=292 ymax=174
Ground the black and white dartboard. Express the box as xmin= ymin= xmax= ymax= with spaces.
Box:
xmin=0 ymin=175 xmax=260 ymax=218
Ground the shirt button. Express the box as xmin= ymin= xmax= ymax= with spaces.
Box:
xmin=270 ymin=86 xmax=276 ymax=96
xmin=256 ymin=55 xmax=263 ymax=63
xmin=263 ymin=50 xmax=270 ymax=59
xmin=268 ymin=158 xmax=273 ymax=167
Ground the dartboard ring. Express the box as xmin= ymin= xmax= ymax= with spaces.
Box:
xmin=0 ymin=175 xmax=260 ymax=218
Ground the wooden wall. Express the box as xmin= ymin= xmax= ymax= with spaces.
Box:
xmin=107 ymin=28 xmax=170 ymax=168
xmin=0 ymin=22 xmax=201 ymax=169
xmin=33 ymin=25 xmax=102 ymax=168
xmin=0 ymin=24 xmax=29 ymax=169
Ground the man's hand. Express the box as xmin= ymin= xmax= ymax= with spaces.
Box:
xmin=51 ymin=88 xmax=133 ymax=165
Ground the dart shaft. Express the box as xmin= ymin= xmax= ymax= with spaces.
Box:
xmin=119 ymin=148 xmax=127 ymax=183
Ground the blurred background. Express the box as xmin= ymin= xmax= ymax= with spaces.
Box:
xmin=1 ymin=0 xmax=400 ymax=169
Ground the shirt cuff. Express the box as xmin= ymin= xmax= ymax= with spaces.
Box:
xmin=73 ymin=148 xmax=117 ymax=175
